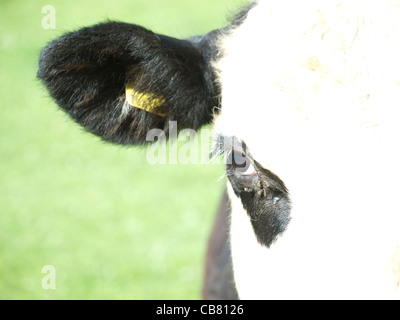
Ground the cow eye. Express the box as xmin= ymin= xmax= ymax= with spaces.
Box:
xmin=231 ymin=151 xmax=256 ymax=176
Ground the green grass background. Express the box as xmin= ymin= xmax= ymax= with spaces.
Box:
xmin=0 ymin=0 xmax=248 ymax=299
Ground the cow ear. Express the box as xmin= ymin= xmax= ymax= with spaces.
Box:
xmin=38 ymin=22 xmax=221 ymax=144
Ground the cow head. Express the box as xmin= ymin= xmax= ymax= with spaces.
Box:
xmin=38 ymin=0 xmax=400 ymax=299
xmin=38 ymin=4 xmax=287 ymax=249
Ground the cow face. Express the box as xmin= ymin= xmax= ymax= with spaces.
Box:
xmin=38 ymin=3 xmax=288 ymax=248
xmin=38 ymin=0 xmax=400 ymax=299
xmin=214 ymin=0 xmax=400 ymax=298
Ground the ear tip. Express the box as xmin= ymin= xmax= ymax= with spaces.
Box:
xmin=37 ymin=35 xmax=64 ymax=80
xmin=37 ymin=48 xmax=49 ymax=79
xmin=37 ymin=54 xmax=51 ymax=81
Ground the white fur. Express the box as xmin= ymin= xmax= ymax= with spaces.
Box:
xmin=215 ymin=0 xmax=400 ymax=299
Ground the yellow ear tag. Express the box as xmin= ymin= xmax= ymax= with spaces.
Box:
xmin=125 ymin=85 xmax=167 ymax=117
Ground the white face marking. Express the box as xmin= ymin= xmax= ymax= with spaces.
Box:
xmin=215 ymin=0 xmax=400 ymax=299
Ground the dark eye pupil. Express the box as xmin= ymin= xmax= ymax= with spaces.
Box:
xmin=232 ymin=151 xmax=249 ymax=172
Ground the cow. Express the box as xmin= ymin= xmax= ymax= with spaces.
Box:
xmin=38 ymin=0 xmax=400 ymax=299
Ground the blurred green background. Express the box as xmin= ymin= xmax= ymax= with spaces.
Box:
xmin=0 ymin=0 xmax=248 ymax=299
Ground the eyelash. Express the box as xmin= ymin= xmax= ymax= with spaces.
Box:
xmin=210 ymin=135 xmax=257 ymax=176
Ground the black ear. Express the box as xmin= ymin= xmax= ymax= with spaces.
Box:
xmin=37 ymin=22 xmax=221 ymax=144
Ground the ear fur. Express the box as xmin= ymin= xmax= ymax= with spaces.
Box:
xmin=38 ymin=22 xmax=220 ymax=144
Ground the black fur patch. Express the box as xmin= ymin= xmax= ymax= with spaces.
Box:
xmin=38 ymin=22 xmax=220 ymax=144
xmin=223 ymin=137 xmax=291 ymax=248
xmin=228 ymin=162 xmax=291 ymax=248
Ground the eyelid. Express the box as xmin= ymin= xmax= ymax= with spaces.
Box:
xmin=226 ymin=149 xmax=247 ymax=165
